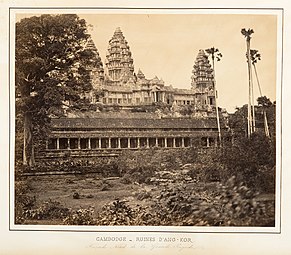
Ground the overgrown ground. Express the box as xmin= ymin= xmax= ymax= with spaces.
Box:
xmin=15 ymin=134 xmax=276 ymax=226
xmin=15 ymin=165 xmax=275 ymax=226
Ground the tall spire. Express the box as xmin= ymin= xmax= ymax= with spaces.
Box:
xmin=105 ymin=27 xmax=134 ymax=84
xmin=191 ymin=50 xmax=215 ymax=108
xmin=85 ymin=38 xmax=104 ymax=88
xmin=191 ymin=50 xmax=214 ymax=88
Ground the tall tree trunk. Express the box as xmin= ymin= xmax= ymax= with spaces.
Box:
xmin=246 ymin=39 xmax=252 ymax=138
xmin=23 ymin=111 xmax=34 ymax=166
xmin=253 ymin=63 xmax=270 ymax=138
xmin=264 ymin=110 xmax=270 ymax=138
xmin=211 ymin=57 xmax=222 ymax=146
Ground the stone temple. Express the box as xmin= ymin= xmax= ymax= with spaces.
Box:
xmin=37 ymin=27 xmax=230 ymax=163
xmin=83 ymin=27 xmax=217 ymax=111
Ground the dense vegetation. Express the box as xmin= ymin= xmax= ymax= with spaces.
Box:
xmin=15 ymin=14 xmax=97 ymax=166
xmin=15 ymin=127 xmax=276 ymax=226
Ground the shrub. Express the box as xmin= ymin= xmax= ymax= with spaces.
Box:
xmin=63 ymin=207 xmax=96 ymax=225
xmin=148 ymin=176 xmax=274 ymax=226
xmin=15 ymin=180 xmax=36 ymax=224
xmin=95 ymin=199 xmax=153 ymax=226
xmin=221 ymin=133 xmax=276 ymax=192
xmin=23 ymin=199 xmax=70 ymax=220
xmin=73 ymin=192 xmax=80 ymax=199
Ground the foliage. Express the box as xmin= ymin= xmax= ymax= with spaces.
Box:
xmin=63 ymin=207 xmax=96 ymax=225
xmin=221 ymin=132 xmax=275 ymax=192
xmin=205 ymin=47 xmax=222 ymax=62
xmin=15 ymin=180 xmax=36 ymax=224
xmin=95 ymin=199 xmax=152 ymax=226
xmin=73 ymin=192 xmax=80 ymax=199
xmin=229 ymin=99 xmax=275 ymax=138
xmin=28 ymin=158 xmax=121 ymax=176
xmin=250 ymin=49 xmax=261 ymax=64
xmin=117 ymin=148 xmax=199 ymax=184
xmin=23 ymin=199 xmax=70 ymax=220
xmin=241 ymin=28 xmax=254 ymax=40
xmin=82 ymin=176 xmax=274 ymax=227
xmin=16 ymin=14 xmax=98 ymax=166
xmin=148 ymin=176 xmax=274 ymax=226
xmin=187 ymin=151 xmax=224 ymax=182
xmin=257 ymin=96 xmax=272 ymax=108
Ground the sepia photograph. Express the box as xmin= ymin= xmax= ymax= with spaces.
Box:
xmin=12 ymin=11 xmax=279 ymax=229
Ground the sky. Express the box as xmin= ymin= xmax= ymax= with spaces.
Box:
xmin=16 ymin=13 xmax=278 ymax=113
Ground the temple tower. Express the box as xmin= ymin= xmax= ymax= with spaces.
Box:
xmin=85 ymin=38 xmax=104 ymax=89
xmin=191 ymin=50 xmax=215 ymax=109
xmin=105 ymin=27 xmax=134 ymax=84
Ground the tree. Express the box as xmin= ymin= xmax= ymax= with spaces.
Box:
xmin=250 ymin=49 xmax=273 ymax=138
xmin=205 ymin=47 xmax=222 ymax=145
xmin=241 ymin=28 xmax=255 ymax=138
xmin=16 ymin=14 xmax=98 ymax=166
xmin=257 ymin=96 xmax=273 ymax=138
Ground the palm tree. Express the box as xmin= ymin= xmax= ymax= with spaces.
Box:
xmin=205 ymin=47 xmax=222 ymax=146
xmin=250 ymin=49 xmax=262 ymax=94
xmin=250 ymin=50 xmax=270 ymax=138
xmin=241 ymin=28 xmax=255 ymax=138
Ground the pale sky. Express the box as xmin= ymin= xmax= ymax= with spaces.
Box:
xmin=16 ymin=13 xmax=278 ymax=112
xmin=80 ymin=14 xmax=277 ymax=112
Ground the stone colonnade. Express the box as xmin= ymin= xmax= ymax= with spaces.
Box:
xmin=48 ymin=136 xmax=218 ymax=150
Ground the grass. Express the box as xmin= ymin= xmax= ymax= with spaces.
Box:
xmin=16 ymin=173 xmax=275 ymax=226
xmin=20 ymin=173 xmax=155 ymax=220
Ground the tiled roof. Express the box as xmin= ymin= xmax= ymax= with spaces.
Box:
xmin=51 ymin=117 xmax=226 ymax=129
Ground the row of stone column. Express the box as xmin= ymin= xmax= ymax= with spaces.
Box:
xmin=48 ymin=137 xmax=193 ymax=150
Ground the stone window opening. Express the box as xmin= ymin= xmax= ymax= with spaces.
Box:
xmin=130 ymin=138 xmax=138 ymax=148
xmin=149 ymin=138 xmax=156 ymax=147
xmin=158 ymin=138 xmax=165 ymax=147
xmin=59 ymin=138 xmax=68 ymax=149
xmin=120 ymin=138 xmax=128 ymax=148
xmin=70 ymin=138 xmax=78 ymax=149
xmin=48 ymin=138 xmax=57 ymax=149
xmin=175 ymin=137 xmax=183 ymax=147
xmin=111 ymin=138 xmax=118 ymax=148
xmin=80 ymin=138 xmax=89 ymax=149
xmin=167 ymin=138 xmax=174 ymax=147
xmin=140 ymin=138 xmax=147 ymax=147
xmin=91 ymin=138 xmax=99 ymax=149
xmin=184 ymin=137 xmax=191 ymax=147
xmin=101 ymin=138 xmax=109 ymax=148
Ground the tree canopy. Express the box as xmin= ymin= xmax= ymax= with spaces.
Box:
xmin=15 ymin=14 xmax=98 ymax=165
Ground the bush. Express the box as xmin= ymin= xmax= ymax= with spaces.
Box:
xmin=73 ymin=192 xmax=80 ymax=199
xmin=221 ymin=133 xmax=275 ymax=192
xmin=117 ymin=148 xmax=199 ymax=184
xmin=148 ymin=176 xmax=274 ymax=226
xmin=15 ymin=180 xmax=36 ymax=224
xmin=23 ymin=199 xmax=70 ymax=220
xmin=63 ymin=207 xmax=96 ymax=225
xmin=95 ymin=199 xmax=152 ymax=226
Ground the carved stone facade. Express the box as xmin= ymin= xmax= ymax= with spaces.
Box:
xmin=84 ymin=28 xmax=216 ymax=112
xmin=38 ymin=27 xmax=231 ymax=163
xmin=39 ymin=116 xmax=230 ymax=163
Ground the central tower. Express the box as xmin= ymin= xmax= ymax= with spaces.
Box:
xmin=105 ymin=27 xmax=134 ymax=84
